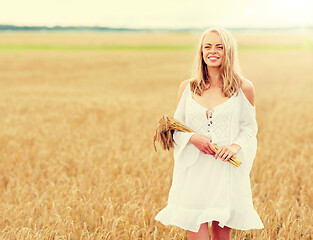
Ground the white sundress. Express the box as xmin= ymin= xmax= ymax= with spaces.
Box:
xmin=155 ymin=82 xmax=264 ymax=232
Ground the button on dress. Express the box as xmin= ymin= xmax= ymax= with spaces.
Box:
xmin=155 ymin=82 xmax=264 ymax=232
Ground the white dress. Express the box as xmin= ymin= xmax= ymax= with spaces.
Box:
xmin=155 ymin=82 xmax=264 ymax=232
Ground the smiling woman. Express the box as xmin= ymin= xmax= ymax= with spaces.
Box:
xmin=154 ymin=27 xmax=264 ymax=240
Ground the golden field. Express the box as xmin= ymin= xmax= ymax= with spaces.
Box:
xmin=0 ymin=31 xmax=312 ymax=239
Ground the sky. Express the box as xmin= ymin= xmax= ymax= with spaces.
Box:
xmin=0 ymin=0 xmax=313 ymax=29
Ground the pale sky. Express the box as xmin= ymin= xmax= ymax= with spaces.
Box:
xmin=0 ymin=0 xmax=312 ymax=29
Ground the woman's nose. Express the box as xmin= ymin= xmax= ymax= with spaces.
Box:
xmin=209 ymin=48 xmax=216 ymax=53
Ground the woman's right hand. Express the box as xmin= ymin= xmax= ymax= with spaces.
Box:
xmin=189 ymin=134 xmax=217 ymax=155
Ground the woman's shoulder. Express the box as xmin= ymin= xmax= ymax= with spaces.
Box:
xmin=179 ymin=79 xmax=191 ymax=91
xmin=240 ymin=78 xmax=255 ymax=107
xmin=176 ymin=79 xmax=192 ymax=105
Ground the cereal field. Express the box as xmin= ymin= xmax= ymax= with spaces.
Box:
xmin=0 ymin=30 xmax=312 ymax=239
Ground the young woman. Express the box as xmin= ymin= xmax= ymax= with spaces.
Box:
xmin=155 ymin=27 xmax=264 ymax=240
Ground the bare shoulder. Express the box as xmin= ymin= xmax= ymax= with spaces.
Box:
xmin=177 ymin=79 xmax=191 ymax=105
xmin=240 ymin=78 xmax=255 ymax=107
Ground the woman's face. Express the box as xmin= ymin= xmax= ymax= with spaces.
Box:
xmin=202 ymin=32 xmax=224 ymax=68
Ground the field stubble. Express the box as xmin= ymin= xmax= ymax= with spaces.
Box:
xmin=0 ymin=32 xmax=312 ymax=239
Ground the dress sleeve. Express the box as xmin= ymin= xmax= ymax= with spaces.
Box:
xmin=172 ymin=83 xmax=199 ymax=173
xmin=232 ymin=90 xmax=258 ymax=175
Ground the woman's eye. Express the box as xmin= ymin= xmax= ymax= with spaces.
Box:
xmin=218 ymin=47 xmax=223 ymax=49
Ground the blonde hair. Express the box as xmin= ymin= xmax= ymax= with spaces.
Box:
xmin=190 ymin=27 xmax=243 ymax=97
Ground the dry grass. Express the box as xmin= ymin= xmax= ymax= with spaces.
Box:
xmin=0 ymin=31 xmax=312 ymax=239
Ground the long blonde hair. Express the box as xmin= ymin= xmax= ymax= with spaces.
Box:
xmin=190 ymin=27 xmax=243 ymax=97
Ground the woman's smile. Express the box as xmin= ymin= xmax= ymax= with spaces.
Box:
xmin=208 ymin=56 xmax=220 ymax=62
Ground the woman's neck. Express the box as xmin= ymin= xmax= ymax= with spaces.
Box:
xmin=207 ymin=68 xmax=222 ymax=88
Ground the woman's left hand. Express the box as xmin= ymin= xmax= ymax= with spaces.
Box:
xmin=214 ymin=144 xmax=241 ymax=162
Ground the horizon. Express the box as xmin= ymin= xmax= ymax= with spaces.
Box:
xmin=1 ymin=24 xmax=312 ymax=31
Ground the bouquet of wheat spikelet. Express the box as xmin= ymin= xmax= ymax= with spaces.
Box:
xmin=153 ymin=114 xmax=241 ymax=168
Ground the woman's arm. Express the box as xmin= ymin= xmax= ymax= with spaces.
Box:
xmin=231 ymin=79 xmax=258 ymax=174
xmin=172 ymin=80 xmax=200 ymax=172
xmin=172 ymin=80 xmax=196 ymax=146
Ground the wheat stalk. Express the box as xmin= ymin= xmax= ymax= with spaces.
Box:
xmin=153 ymin=114 xmax=242 ymax=168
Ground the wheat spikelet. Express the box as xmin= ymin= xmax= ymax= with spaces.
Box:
xmin=153 ymin=114 xmax=241 ymax=168
xmin=153 ymin=115 xmax=193 ymax=151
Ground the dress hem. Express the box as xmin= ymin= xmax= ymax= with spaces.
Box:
xmin=155 ymin=204 xmax=264 ymax=232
